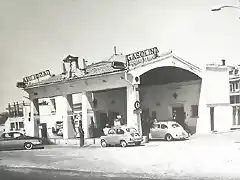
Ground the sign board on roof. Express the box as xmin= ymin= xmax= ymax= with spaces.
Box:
xmin=23 ymin=70 xmax=51 ymax=83
xmin=126 ymin=47 xmax=159 ymax=67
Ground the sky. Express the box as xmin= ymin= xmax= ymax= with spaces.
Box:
xmin=1 ymin=0 xmax=240 ymax=112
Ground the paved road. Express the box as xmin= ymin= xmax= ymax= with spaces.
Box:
xmin=0 ymin=166 xmax=214 ymax=180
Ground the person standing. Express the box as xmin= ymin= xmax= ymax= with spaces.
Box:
xmin=103 ymin=124 xmax=110 ymax=135
xmin=78 ymin=120 xmax=85 ymax=147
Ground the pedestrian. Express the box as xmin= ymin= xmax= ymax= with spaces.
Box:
xmin=78 ymin=120 xmax=84 ymax=147
xmin=103 ymin=124 xmax=110 ymax=135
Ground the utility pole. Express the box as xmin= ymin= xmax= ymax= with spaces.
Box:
xmin=114 ymin=46 xmax=117 ymax=55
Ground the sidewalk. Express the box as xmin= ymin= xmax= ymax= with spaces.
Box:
xmin=46 ymin=137 xmax=101 ymax=147
xmin=44 ymin=130 xmax=240 ymax=149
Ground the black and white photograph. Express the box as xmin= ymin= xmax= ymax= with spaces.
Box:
xmin=1 ymin=0 xmax=240 ymax=179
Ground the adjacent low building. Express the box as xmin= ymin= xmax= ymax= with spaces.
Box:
xmin=4 ymin=102 xmax=30 ymax=133
xmin=16 ymin=47 xmax=232 ymax=142
xmin=228 ymin=65 xmax=240 ymax=129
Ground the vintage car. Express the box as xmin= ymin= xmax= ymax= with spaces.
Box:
xmin=100 ymin=126 xmax=143 ymax=147
xmin=0 ymin=131 xmax=43 ymax=151
xmin=149 ymin=121 xmax=189 ymax=141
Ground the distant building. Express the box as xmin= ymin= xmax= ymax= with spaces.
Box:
xmin=228 ymin=65 xmax=240 ymax=128
xmin=4 ymin=102 xmax=30 ymax=133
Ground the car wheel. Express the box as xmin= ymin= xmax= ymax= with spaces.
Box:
xmin=120 ymin=140 xmax=127 ymax=148
xmin=24 ymin=142 xmax=33 ymax=150
xmin=165 ymin=134 xmax=173 ymax=141
xmin=135 ymin=142 xmax=141 ymax=146
xmin=100 ymin=140 xmax=107 ymax=148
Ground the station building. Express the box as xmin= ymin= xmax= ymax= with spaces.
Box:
xmin=17 ymin=47 xmax=232 ymax=140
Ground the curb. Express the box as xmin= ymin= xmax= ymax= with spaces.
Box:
xmin=44 ymin=143 xmax=101 ymax=149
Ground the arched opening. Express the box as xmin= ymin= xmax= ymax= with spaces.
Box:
xmin=139 ymin=66 xmax=202 ymax=137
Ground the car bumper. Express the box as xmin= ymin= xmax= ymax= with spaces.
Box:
xmin=127 ymin=138 xmax=143 ymax=145
xmin=33 ymin=144 xmax=44 ymax=149
xmin=32 ymin=141 xmax=42 ymax=145
xmin=174 ymin=135 xmax=189 ymax=139
xmin=32 ymin=142 xmax=44 ymax=149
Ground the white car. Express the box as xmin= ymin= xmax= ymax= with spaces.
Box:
xmin=100 ymin=126 xmax=143 ymax=147
xmin=149 ymin=121 xmax=189 ymax=141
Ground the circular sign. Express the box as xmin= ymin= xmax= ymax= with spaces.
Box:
xmin=134 ymin=101 xmax=141 ymax=110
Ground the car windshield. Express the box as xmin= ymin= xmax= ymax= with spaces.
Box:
xmin=172 ymin=123 xmax=180 ymax=128
xmin=126 ymin=128 xmax=138 ymax=133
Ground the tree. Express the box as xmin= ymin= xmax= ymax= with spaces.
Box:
xmin=0 ymin=112 xmax=9 ymax=125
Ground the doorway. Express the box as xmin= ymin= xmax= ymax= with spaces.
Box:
xmin=141 ymin=109 xmax=150 ymax=120
xmin=210 ymin=107 xmax=214 ymax=131
xmin=172 ymin=106 xmax=185 ymax=126
xmin=40 ymin=123 xmax=48 ymax=139
xmin=99 ymin=112 xmax=108 ymax=130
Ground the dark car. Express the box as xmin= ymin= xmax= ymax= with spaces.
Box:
xmin=0 ymin=131 xmax=43 ymax=151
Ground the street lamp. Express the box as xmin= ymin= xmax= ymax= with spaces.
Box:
xmin=211 ymin=5 xmax=240 ymax=11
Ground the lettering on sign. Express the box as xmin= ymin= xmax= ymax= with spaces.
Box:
xmin=126 ymin=47 xmax=159 ymax=67
xmin=23 ymin=70 xmax=51 ymax=83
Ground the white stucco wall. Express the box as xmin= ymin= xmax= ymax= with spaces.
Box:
xmin=23 ymin=105 xmax=32 ymax=136
xmin=140 ymin=80 xmax=201 ymax=131
xmin=204 ymin=67 xmax=230 ymax=105
xmin=27 ymin=73 xmax=128 ymax=99
xmin=5 ymin=117 xmax=25 ymax=132
xmin=214 ymin=106 xmax=232 ymax=132
xmin=196 ymin=66 xmax=232 ymax=134
xmin=39 ymin=96 xmax=72 ymax=139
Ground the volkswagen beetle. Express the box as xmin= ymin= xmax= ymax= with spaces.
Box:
xmin=149 ymin=121 xmax=189 ymax=141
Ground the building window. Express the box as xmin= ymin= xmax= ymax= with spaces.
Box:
xmin=236 ymin=96 xmax=240 ymax=104
xmin=10 ymin=123 xmax=15 ymax=131
xmin=50 ymin=98 xmax=56 ymax=114
xmin=230 ymin=96 xmax=235 ymax=104
xmin=232 ymin=83 xmax=235 ymax=92
xmin=152 ymin=111 xmax=157 ymax=119
xmin=15 ymin=122 xmax=19 ymax=130
xmin=235 ymin=81 xmax=239 ymax=90
xmin=235 ymin=69 xmax=239 ymax=75
xmin=19 ymin=122 xmax=24 ymax=129
xmin=230 ymin=84 xmax=233 ymax=92
xmin=191 ymin=105 xmax=199 ymax=117
xmin=233 ymin=107 xmax=236 ymax=125
xmin=18 ymin=107 xmax=24 ymax=117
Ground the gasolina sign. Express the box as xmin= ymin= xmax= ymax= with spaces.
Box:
xmin=126 ymin=47 xmax=159 ymax=67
